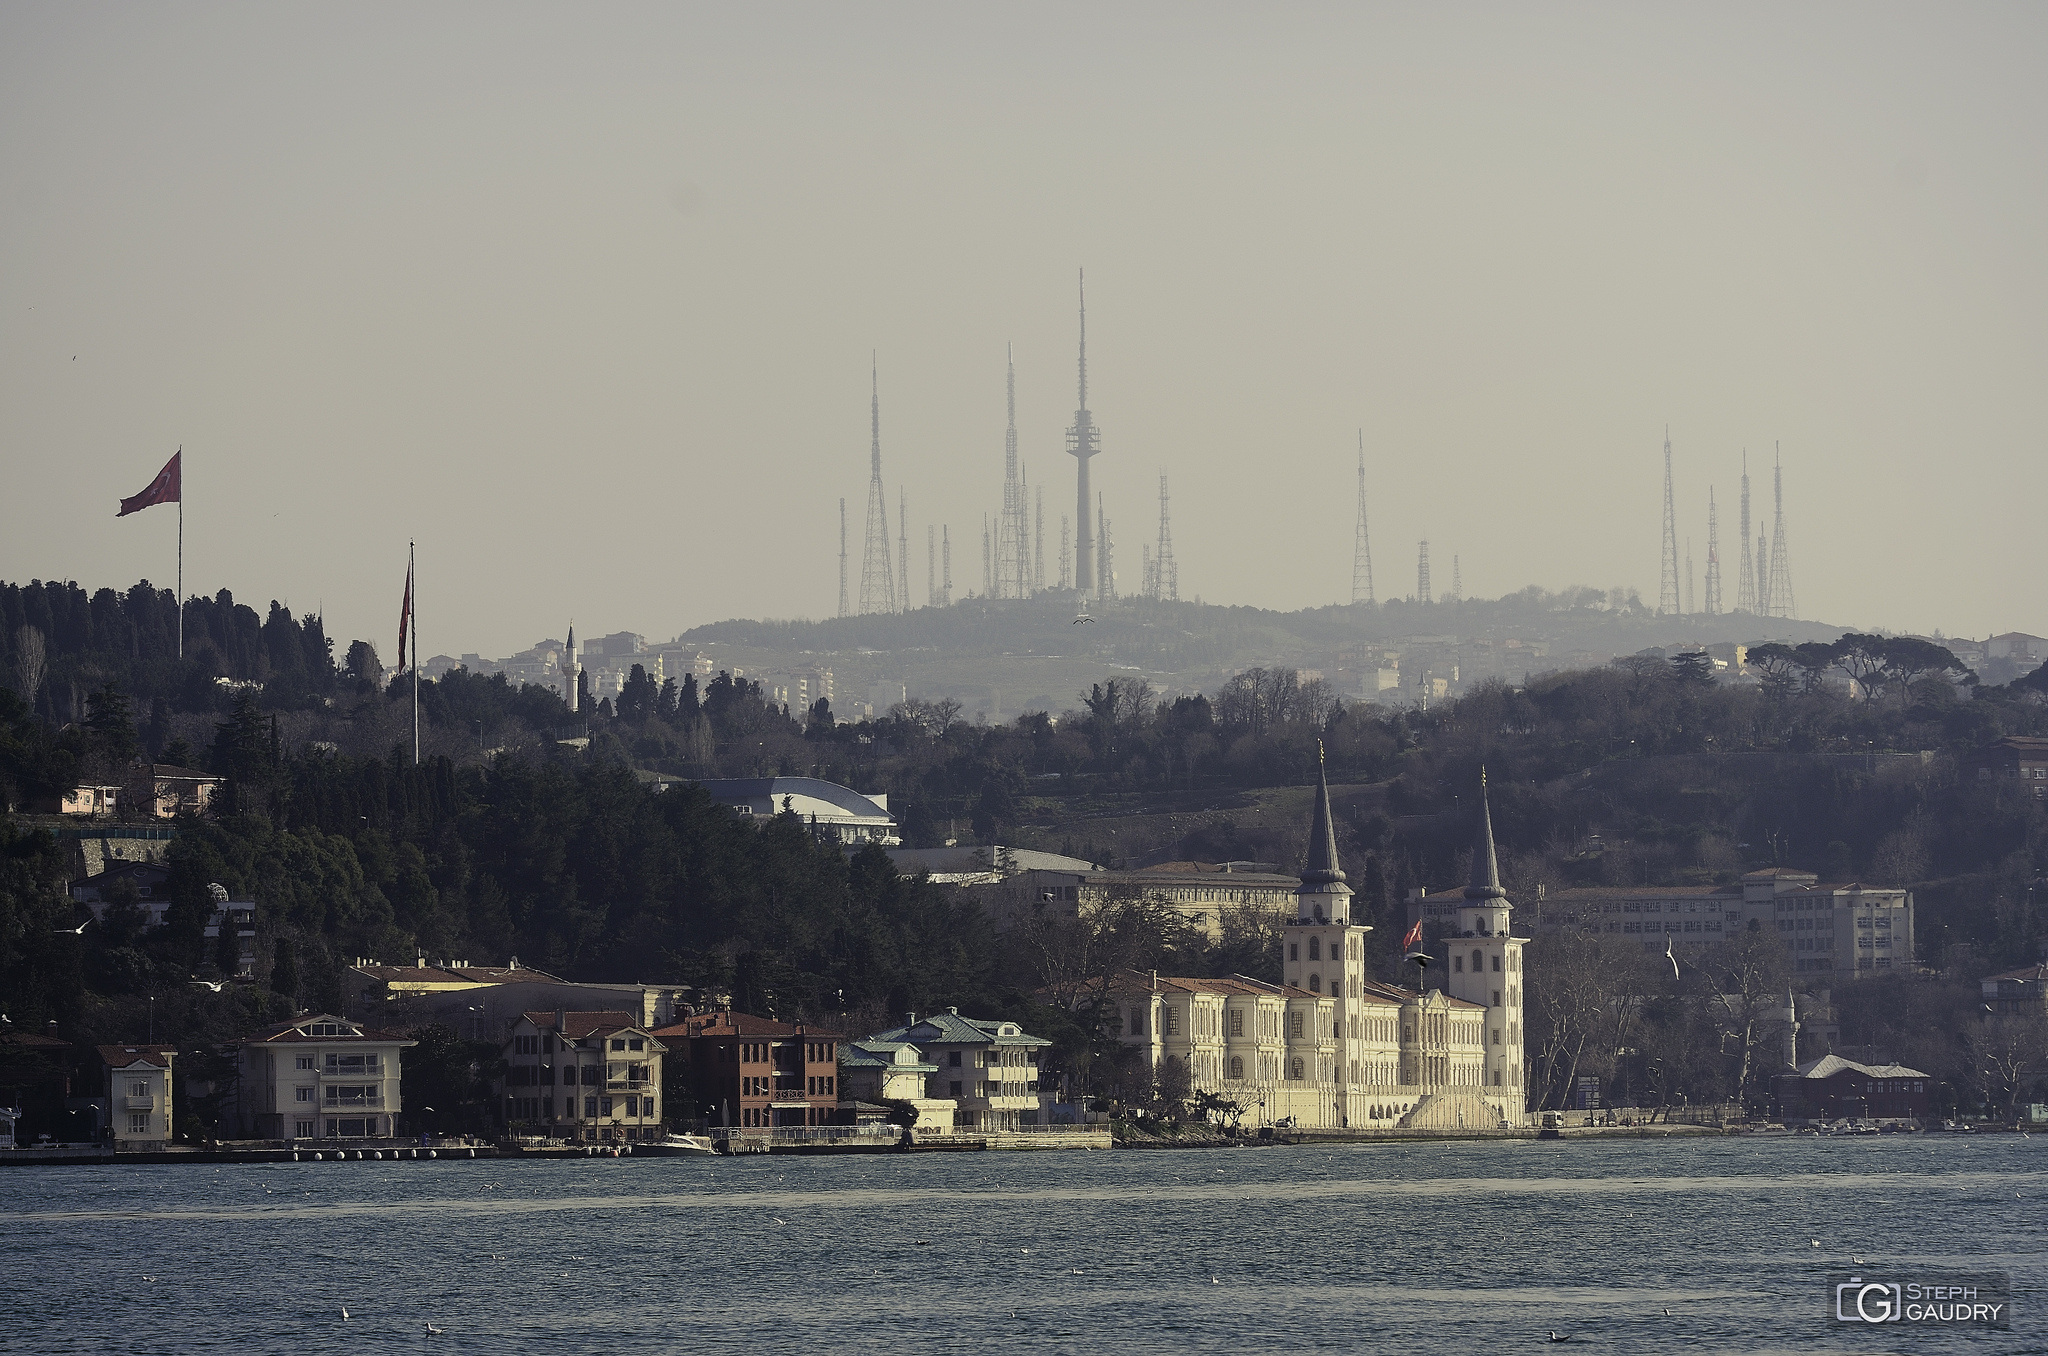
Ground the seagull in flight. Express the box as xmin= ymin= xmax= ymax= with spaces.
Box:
xmin=190 ymin=978 xmax=227 ymax=993
xmin=1664 ymin=937 xmax=1680 ymax=980
xmin=1072 ymin=609 xmax=1094 ymax=625
xmin=53 ymin=920 xmax=90 ymax=935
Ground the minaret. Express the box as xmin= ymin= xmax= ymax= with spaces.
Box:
xmin=565 ymin=624 xmax=579 ymax=714
xmin=1067 ymin=270 xmax=1101 ymax=592
xmin=1443 ymin=770 xmax=1526 ymax=1113
xmin=858 ymin=360 xmax=896 ymax=615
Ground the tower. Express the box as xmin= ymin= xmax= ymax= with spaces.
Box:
xmin=565 ymin=624 xmax=579 ymax=714
xmin=898 ymin=489 xmax=910 ymax=614
xmin=1097 ymin=493 xmax=1114 ymax=601
xmin=1704 ymin=489 xmax=1722 ymax=615
xmin=996 ymin=346 xmax=1028 ymax=599
xmin=1756 ymin=530 xmax=1770 ymax=622
xmin=1735 ymin=452 xmax=1755 ymax=613
xmin=1450 ymin=555 xmax=1462 ymax=605
xmin=1685 ymin=537 xmax=1694 ymax=616
xmin=1280 ymin=752 xmax=1373 ymax=1129
xmin=1658 ymin=428 xmax=1680 ymax=617
xmin=982 ymin=515 xmax=992 ymax=597
xmin=1766 ymin=446 xmax=1794 ymax=619
xmin=1443 ymin=770 xmax=1525 ymax=1102
xmin=1351 ymin=433 xmax=1375 ymax=606
xmin=858 ymin=362 xmax=896 ymax=615
xmin=927 ymin=524 xmax=937 ymax=608
xmin=1059 ymin=516 xmax=1072 ymax=590
xmin=1034 ymin=484 xmax=1046 ymax=593
xmin=941 ymin=526 xmax=953 ymax=607
xmin=1067 ymin=270 xmax=1102 ymax=592
xmin=1153 ymin=471 xmax=1177 ymax=602
xmin=1417 ymin=540 xmax=1432 ymax=605
xmin=837 ymin=497 xmax=849 ymax=619
xmin=1021 ymin=464 xmax=1033 ymax=594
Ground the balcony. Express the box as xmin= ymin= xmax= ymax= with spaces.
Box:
xmin=606 ymin=1078 xmax=653 ymax=1092
xmin=323 ymin=1092 xmax=384 ymax=1108
xmin=123 ymin=1094 xmax=156 ymax=1112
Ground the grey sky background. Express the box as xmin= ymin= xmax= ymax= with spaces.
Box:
xmin=3 ymin=4 xmax=2043 ymax=662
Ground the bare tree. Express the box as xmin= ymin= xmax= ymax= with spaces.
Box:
xmin=13 ymin=625 xmax=46 ymax=708
xmin=1967 ymin=1014 xmax=2047 ymax=1118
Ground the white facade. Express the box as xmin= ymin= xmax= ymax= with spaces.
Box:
xmin=100 ymin=1045 xmax=176 ymax=1150
xmin=233 ymin=1016 xmax=414 ymax=1141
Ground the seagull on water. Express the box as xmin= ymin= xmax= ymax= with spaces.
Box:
xmin=1852 ymin=1256 xmax=1865 ymax=1265
xmin=426 ymin=1322 xmax=444 ymax=1336
xmin=1662 ymin=1308 xmax=1670 ymax=1315
xmin=1810 ymin=1239 xmax=1821 ymax=1248
xmin=1548 ymin=1332 xmax=1573 ymax=1343
xmin=340 ymin=1307 xmax=349 ymax=1321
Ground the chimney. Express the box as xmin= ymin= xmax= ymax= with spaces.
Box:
xmin=904 ymin=1013 xmax=917 ymax=1028
xmin=555 ymin=1008 xmax=567 ymax=1039
xmin=1150 ymin=970 xmax=1158 ymax=992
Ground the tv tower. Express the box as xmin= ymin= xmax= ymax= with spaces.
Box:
xmin=1450 ymin=555 xmax=1462 ymax=604
xmin=1735 ymin=451 xmax=1755 ymax=613
xmin=1067 ymin=270 xmax=1102 ymax=592
xmin=1097 ymin=493 xmax=1114 ymax=601
xmin=927 ymin=524 xmax=937 ymax=608
xmin=897 ymin=489 xmax=910 ymax=614
xmin=1152 ymin=472 xmax=1177 ymax=601
xmin=1685 ymin=538 xmax=1695 ymax=615
xmin=1034 ymin=485 xmax=1046 ymax=592
xmin=941 ymin=526 xmax=953 ymax=607
xmin=1417 ymin=540 xmax=1432 ymax=604
xmin=1658 ymin=428 xmax=1680 ymax=616
xmin=1766 ymin=445 xmax=1794 ymax=618
xmin=1351 ymin=433 xmax=1375 ymax=606
xmin=1704 ymin=489 xmax=1722 ymax=615
xmin=1058 ymin=516 xmax=1072 ymax=590
xmin=857 ymin=361 xmax=896 ymax=615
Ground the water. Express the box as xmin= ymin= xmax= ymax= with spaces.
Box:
xmin=3 ymin=1135 xmax=2043 ymax=1354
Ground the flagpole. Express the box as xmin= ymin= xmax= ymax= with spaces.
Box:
xmin=410 ymin=541 xmax=420 ymax=767
xmin=177 ymin=496 xmax=184 ymax=660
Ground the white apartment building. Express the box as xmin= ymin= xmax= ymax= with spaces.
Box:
xmin=232 ymin=1016 xmax=415 ymax=1141
xmin=858 ymin=1009 xmax=1053 ymax=1131
xmin=498 ymin=1010 xmax=668 ymax=1143
xmin=100 ymin=1044 xmax=177 ymax=1150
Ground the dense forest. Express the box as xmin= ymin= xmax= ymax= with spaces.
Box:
xmin=3 ymin=576 xmax=2046 ymax=1135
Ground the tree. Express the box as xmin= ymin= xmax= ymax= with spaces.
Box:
xmin=269 ymin=936 xmax=298 ymax=1004
xmin=84 ymin=683 xmax=138 ymax=778
xmin=1155 ymin=1053 xmax=1192 ymax=1117
xmin=1696 ymin=927 xmax=1792 ymax=1108
xmin=1669 ymin=652 xmax=1715 ymax=687
xmin=1966 ymin=1014 xmax=2047 ymax=1119
xmin=344 ymin=640 xmax=383 ymax=691
xmin=11 ymin=625 xmax=46 ymax=710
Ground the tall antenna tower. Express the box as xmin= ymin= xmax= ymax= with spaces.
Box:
xmin=1067 ymin=270 xmax=1102 ymax=592
xmin=1351 ymin=432 xmax=1375 ymax=605
xmin=837 ymin=497 xmax=849 ymax=618
xmin=996 ymin=346 xmax=1028 ymax=598
xmin=1658 ymin=428 xmax=1680 ymax=616
xmin=941 ymin=526 xmax=953 ymax=606
xmin=898 ymin=489 xmax=910 ymax=613
xmin=982 ymin=515 xmax=992 ymax=597
xmin=1450 ymin=555 xmax=1462 ymax=604
xmin=1034 ymin=484 xmax=1045 ymax=592
xmin=1735 ymin=451 xmax=1754 ymax=612
xmin=927 ymin=525 xmax=937 ymax=608
xmin=1058 ymin=516 xmax=1072 ymax=590
xmin=1097 ymin=493 xmax=1114 ymax=601
xmin=857 ymin=361 xmax=896 ymax=615
xmin=1766 ymin=444 xmax=1794 ymax=618
xmin=1704 ymin=488 xmax=1722 ymax=615
xmin=1417 ymin=540 xmax=1432 ymax=604
xmin=1141 ymin=544 xmax=1154 ymax=600
xmin=1153 ymin=471 xmax=1177 ymax=601
xmin=1685 ymin=538 xmax=1695 ymax=615
xmin=1021 ymin=464 xmax=1033 ymax=593
xmin=1756 ymin=531 xmax=1770 ymax=618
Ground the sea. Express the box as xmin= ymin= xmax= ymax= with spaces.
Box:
xmin=2 ymin=1134 xmax=2042 ymax=1354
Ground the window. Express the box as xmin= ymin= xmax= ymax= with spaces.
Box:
xmin=1308 ymin=937 xmax=1321 ymax=961
xmin=295 ymin=1056 xmax=314 ymax=1071
xmin=1289 ymin=1012 xmax=1303 ymax=1039
xmin=1492 ymin=1029 xmax=1501 ymax=1046
xmin=1309 ymin=974 xmax=1321 ymax=993
xmin=128 ymin=1113 xmax=149 ymax=1134
xmin=585 ymin=1097 xmax=597 ymax=1118
xmin=295 ymin=1120 xmax=313 ymax=1138
xmin=1472 ymin=949 xmax=1483 ymax=972
xmin=1163 ymin=1009 xmax=1179 ymax=1036
xmin=629 ymin=1038 xmax=644 ymax=1051
xmin=295 ymin=1087 xmax=313 ymax=1103
xmin=1229 ymin=1057 xmax=1243 ymax=1080
xmin=949 ymin=1081 xmax=963 ymax=1097
xmin=1492 ymin=954 xmax=1502 ymax=972
xmin=599 ymin=1097 xmax=613 ymax=1117
xmin=1289 ymin=1057 xmax=1304 ymax=1080
xmin=644 ymin=1097 xmax=657 ymax=1119
xmin=1492 ymin=990 xmax=1501 ymax=1008
xmin=611 ymin=1038 xmax=626 ymax=1051
xmin=1288 ymin=944 xmax=1298 ymax=962
xmin=949 ymin=1050 xmax=962 ymax=1067
xmin=626 ymin=1096 xmax=639 ymax=1117
xmin=1454 ymin=956 xmax=1463 ymax=973
xmin=1230 ymin=1011 xmax=1242 ymax=1037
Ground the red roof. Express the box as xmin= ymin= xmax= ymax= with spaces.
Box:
xmin=652 ymin=1012 xmax=844 ymax=1041
xmin=97 ymin=1044 xmax=177 ymax=1068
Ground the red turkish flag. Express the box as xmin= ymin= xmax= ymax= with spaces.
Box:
xmin=117 ymin=450 xmax=181 ymax=517
xmin=1402 ymin=918 xmax=1424 ymax=953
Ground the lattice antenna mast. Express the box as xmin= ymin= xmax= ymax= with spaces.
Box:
xmin=1756 ymin=530 xmax=1770 ymax=620
xmin=996 ymin=345 xmax=1027 ymax=598
xmin=982 ymin=514 xmax=992 ymax=597
xmin=1735 ymin=451 xmax=1754 ymax=612
xmin=1034 ymin=485 xmax=1046 ymax=592
xmin=1767 ymin=444 xmax=1794 ymax=618
xmin=898 ymin=489 xmax=910 ymax=613
xmin=1351 ymin=432 xmax=1375 ymax=605
xmin=1450 ymin=555 xmax=1462 ymax=604
xmin=1067 ymin=270 xmax=1101 ymax=592
xmin=1417 ymin=539 xmax=1432 ymax=604
xmin=1058 ymin=516 xmax=1072 ymax=590
xmin=1154 ymin=471 xmax=1177 ymax=601
xmin=857 ymin=360 xmax=897 ymax=614
xmin=927 ymin=524 xmax=937 ymax=608
xmin=1097 ymin=493 xmax=1114 ymax=601
xmin=1704 ymin=488 xmax=1722 ymax=615
xmin=941 ymin=526 xmax=952 ymax=606
xmin=1685 ymin=538 xmax=1695 ymax=615
xmin=837 ymin=497 xmax=849 ymax=618
xmin=1020 ymin=463 xmax=1032 ymax=594
xmin=1658 ymin=427 xmax=1680 ymax=616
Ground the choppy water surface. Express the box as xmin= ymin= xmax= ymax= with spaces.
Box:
xmin=3 ymin=1135 xmax=2044 ymax=1354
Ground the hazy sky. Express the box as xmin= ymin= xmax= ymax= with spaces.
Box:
xmin=4 ymin=4 xmax=2043 ymax=660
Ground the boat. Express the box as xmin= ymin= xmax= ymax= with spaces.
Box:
xmin=635 ymin=1131 xmax=716 ymax=1157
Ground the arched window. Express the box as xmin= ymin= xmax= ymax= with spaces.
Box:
xmin=1472 ymin=948 xmax=1484 ymax=972
xmin=1309 ymin=974 xmax=1321 ymax=993
xmin=1289 ymin=1057 xmax=1304 ymax=1081
xmin=1308 ymin=937 xmax=1321 ymax=961
xmin=1229 ymin=1056 xmax=1243 ymax=1080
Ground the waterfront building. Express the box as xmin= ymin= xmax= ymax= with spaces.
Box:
xmin=99 ymin=1044 xmax=176 ymax=1150
xmin=1981 ymin=962 xmax=2048 ymax=1018
xmin=858 ymin=1009 xmax=1053 ymax=1131
xmin=500 ymin=1010 xmax=668 ymax=1143
xmin=1100 ymin=766 xmax=1525 ymax=1130
xmin=231 ymin=1016 xmax=414 ymax=1141
xmin=1774 ymin=1054 xmax=1932 ymax=1123
xmin=838 ymin=1039 xmax=953 ymax=1130
xmin=653 ymin=1011 xmax=843 ymax=1130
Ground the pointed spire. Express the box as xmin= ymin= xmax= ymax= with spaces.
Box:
xmin=1464 ymin=767 xmax=1506 ymax=901
xmin=1077 ymin=268 xmax=1088 ymax=411
xmin=870 ymin=352 xmax=881 ymax=476
xmin=1301 ymin=742 xmax=1346 ymax=888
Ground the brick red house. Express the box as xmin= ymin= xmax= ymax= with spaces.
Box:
xmin=653 ymin=1011 xmax=844 ymax=1130
xmin=1774 ymin=1054 xmax=1932 ymax=1123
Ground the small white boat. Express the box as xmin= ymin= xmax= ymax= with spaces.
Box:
xmin=635 ymin=1131 xmax=716 ymax=1157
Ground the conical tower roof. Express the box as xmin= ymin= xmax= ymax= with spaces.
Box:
xmin=1302 ymin=758 xmax=1347 ymax=888
xmin=1463 ymin=768 xmax=1506 ymax=902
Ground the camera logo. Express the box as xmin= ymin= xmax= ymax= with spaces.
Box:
xmin=1836 ymin=1277 xmax=1901 ymax=1323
